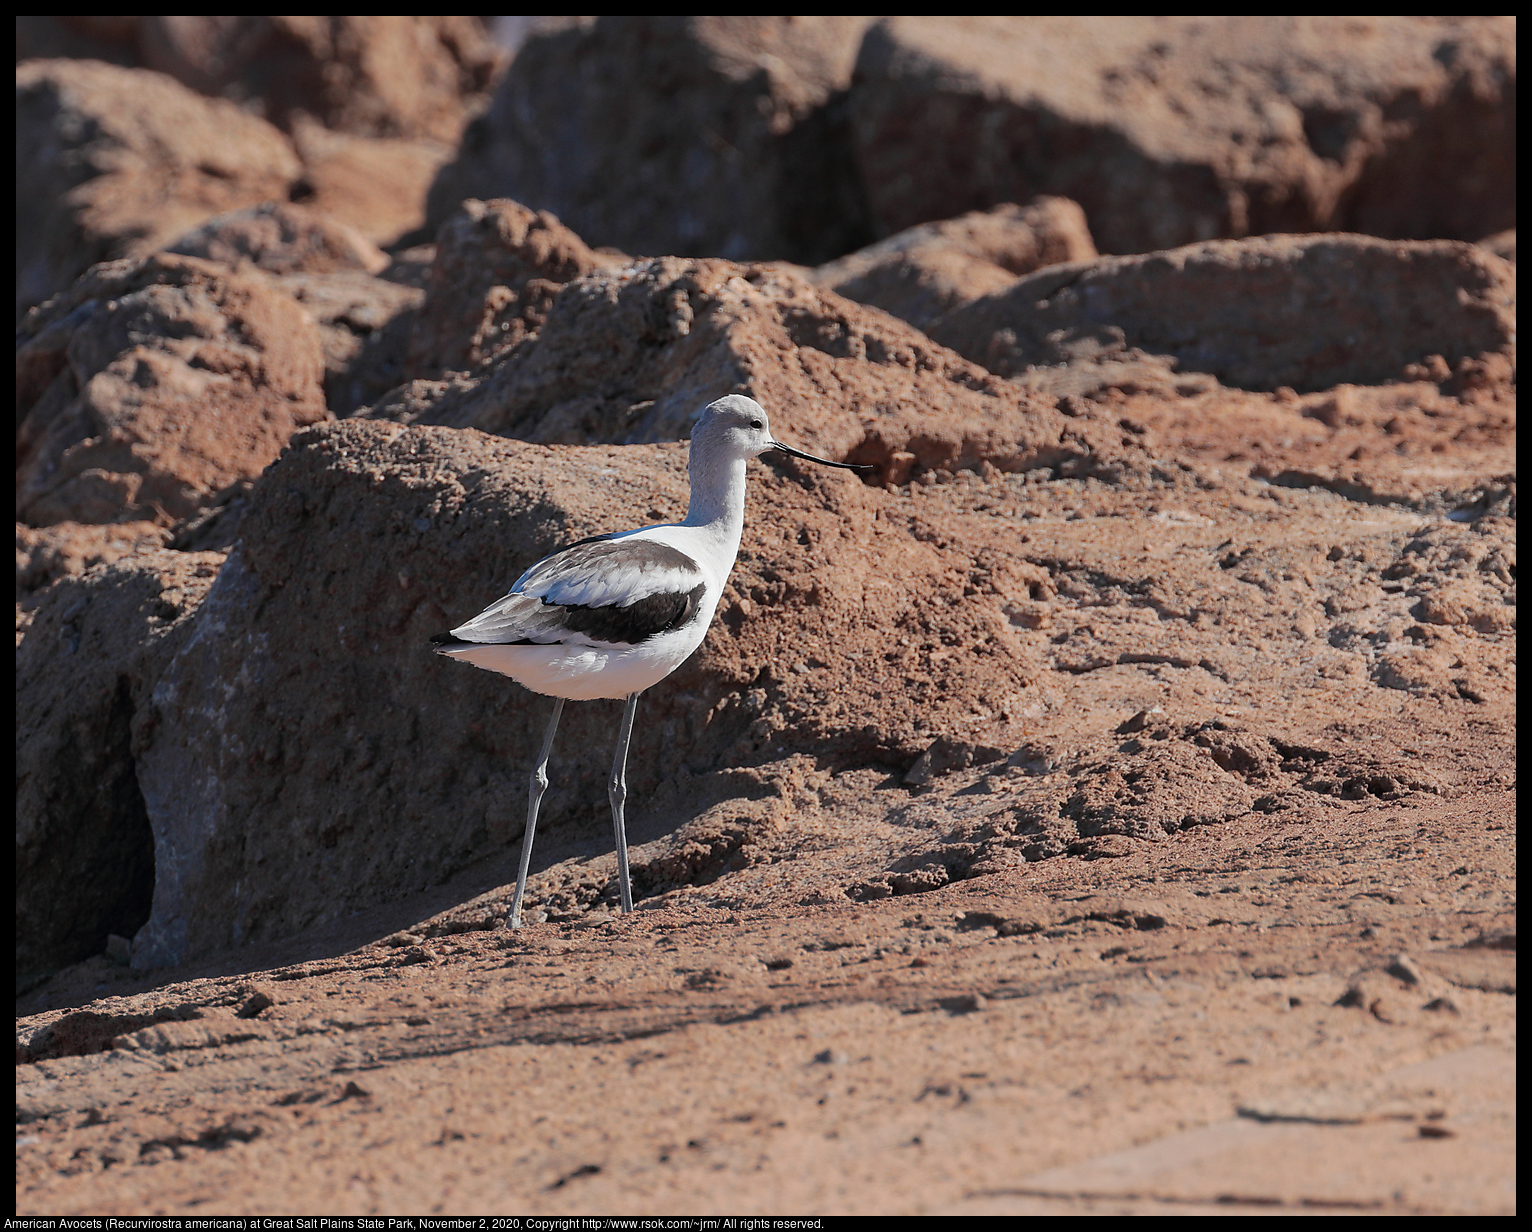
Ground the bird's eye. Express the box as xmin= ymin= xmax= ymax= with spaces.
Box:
xmin=750 ymin=419 xmax=763 ymax=429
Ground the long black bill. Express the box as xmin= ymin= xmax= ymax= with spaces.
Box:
xmin=769 ymin=441 xmax=875 ymax=471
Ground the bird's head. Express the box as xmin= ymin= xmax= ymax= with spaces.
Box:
xmin=691 ymin=395 xmax=871 ymax=471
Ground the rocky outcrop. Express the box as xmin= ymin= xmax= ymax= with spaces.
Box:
xmin=165 ymin=202 xmax=389 ymax=277
xmin=19 ymin=16 xmax=503 ymax=143
xmin=16 ymin=254 xmax=328 ymax=526
xmin=850 ymin=17 xmax=1517 ymax=254
xmin=16 ymin=550 xmax=224 ymax=988
xmin=165 ymin=203 xmax=426 ymax=417
xmin=930 ymin=235 xmax=1517 ymax=394
xmin=407 ymin=198 xmax=622 ymax=378
xmin=15 ymin=59 xmax=302 ymax=314
xmin=11 ymin=13 xmax=1517 ymax=1028
xmin=146 ymin=16 xmax=500 ymax=141
xmin=5 ymin=22 xmax=1519 ymax=1213
xmin=284 ymin=117 xmax=457 ymax=249
xmin=384 ymin=257 xmax=1124 ymax=487
xmin=4 ymin=211 xmax=374 ymax=606
xmin=17 ymin=20 xmax=501 ymax=256
xmin=427 ymin=16 xmax=878 ymax=265
xmin=137 ymin=17 xmax=503 ymax=246
xmin=68 ymin=420 xmax=1043 ymax=967
xmin=810 ymin=198 xmax=1097 ymax=331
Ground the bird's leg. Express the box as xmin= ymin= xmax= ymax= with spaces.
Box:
xmin=510 ymin=697 xmax=564 ymax=929
xmin=609 ymin=691 xmax=641 ymax=913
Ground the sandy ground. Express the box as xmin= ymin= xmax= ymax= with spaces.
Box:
xmin=15 ymin=784 xmax=1516 ymax=1214
xmin=17 ymin=391 xmax=1516 ymax=1212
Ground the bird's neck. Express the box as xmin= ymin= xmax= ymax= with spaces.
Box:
xmin=681 ymin=449 xmax=747 ymax=561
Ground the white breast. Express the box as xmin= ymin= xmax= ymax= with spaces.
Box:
xmin=438 ymin=617 xmax=716 ymax=700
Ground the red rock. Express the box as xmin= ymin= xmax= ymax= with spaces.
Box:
xmin=16 ymin=520 xmax=171 ymax=602
xmin=16 ymin=253 xmax=329 ymax=526
xmin=165 ymin=202 xmax=388 ymax=277
xmin=163 ymin=203 xmax=428 ymax=416
xmin=811 ymin=198 xmax=1097 ymax=331
xmin=394 ymin=257 xmax=1123 ymax=487
xmin=17 ymin=20 xmax=497 ymax=255
xmin=16 ymin=550 xmax=224 ymax=987
xmin=850 ymin=17 xmax=1516 ymax=255
xmin=427 ymin=16 xmax=878 ymax=264
xmin=286 ymin=118 xmax=457 ymax=249
xmin=12 ymin=391 xmax=1514 ymax=982
xmin=166 ymin=199 xmax=438 ymax=413
xmin=407 ymin=198 xmax=622 ymax=378
xmin=160 ymin=203 xmax=425 ymax=415
xmin=108 ymin=420 xmax=1042 ymax=966
xmin=15 ymin=59 xmax=301 ymax=314
xmin=273 ymin=271 xmax=426 ymax=418
xmin=930 ymin=235 xmax=1517 ymax=394
xmin=8 ymin=17 xmax=1519 ymax=1190
xmin=1477 ymin=229 xmax=1515 ymax=265
xmin=93 ymin=16 xmax=504 ymax=143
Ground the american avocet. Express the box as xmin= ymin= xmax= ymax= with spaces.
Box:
xmin=433 ymin=395 xmax=870 ymax=926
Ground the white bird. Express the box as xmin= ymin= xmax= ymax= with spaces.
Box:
xmin=433 ymin=395 xmax=870 ymax=926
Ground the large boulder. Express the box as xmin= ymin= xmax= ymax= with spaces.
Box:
xmin=137 ymin=17 xmax=502 ymax=246
xmin=383 ymin=257 xmax=1122 ymax=487
xmin=134 ymin=16 xmax=503 ymax=142
xmin=407 ymin=198 xmax=622 ymax=378
xmin=810 ymin=198 xmax=1097 ymax=331
xmin=16 ymin=19 xmax=496 ymax=252
xmin=15 ymin=59 xmax=301 ymax=314
xmin=16 ymin=550 xmax=224 ymax=989
xmin=427 ymin=16 xmax=878 ymax=265
xmin=165 ymin=203 xmax=427 ymax=417
xmin=929 ymin=235 xmax=1517 ymax=394
xmin=19 ymin=16 xmax=504 ymax=142
xmin=164 ymin=201 xmax=389 ymax=276
xmin=16 ymin=253 xmax=329 ymax=526
xmin=284 ymin=117 xmax=457 ymax=249
xmin=850 ymin=17 xmax=1517 ymax=255
xmin=93 ymin=420 xmax=1048 ymax=967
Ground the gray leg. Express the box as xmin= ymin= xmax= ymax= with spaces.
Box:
xmin=609 ymin=691 xmax=641 ymax=913
xmin=510 ymin=697 xmax=564 ymax=929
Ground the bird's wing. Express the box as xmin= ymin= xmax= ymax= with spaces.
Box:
xmin=514 ymin=536 xmax=705 ymax=608
xmin=447 ymin=537 xmax=709 ymax=648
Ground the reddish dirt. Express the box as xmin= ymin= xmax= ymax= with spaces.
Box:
xmin=16 ymin=252 xmax=330 ymax=527
xmin=15 ymin=788 xmax=1515 ymax=1214
xmin=17 ymin=384 xmax=1515 ymax=1213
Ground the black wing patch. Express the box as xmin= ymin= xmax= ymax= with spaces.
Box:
xmin=435 ymin=537 xmax=710 ymax=650
xmin=556 ymin=580 xmax=708 ymax=645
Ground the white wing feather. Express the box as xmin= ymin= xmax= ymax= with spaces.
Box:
xmin=451 ymin=536 xmax=706 ymax=646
